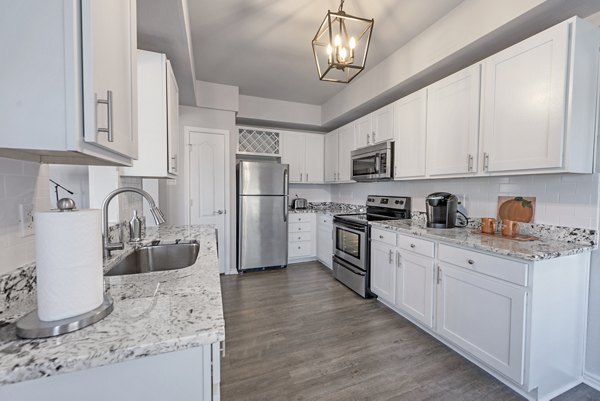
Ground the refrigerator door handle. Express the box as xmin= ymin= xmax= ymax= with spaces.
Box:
xmin=283 ymin=196 xmax=288 ymax=223
xmin=283 ymin=168 xmax=289 ymax=195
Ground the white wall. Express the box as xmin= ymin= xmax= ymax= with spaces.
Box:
xmin=331 ymin=174 xmax=599 ymax=229
xmin=238 ymin=95 xmax=322 ymax=128
xmin=288 ymin=184 xmax=331 ymax=203
xmin=48 ymin=165 xmax=89 ymax=210
xmin=0 ymin=158 xmax=51 ymax=275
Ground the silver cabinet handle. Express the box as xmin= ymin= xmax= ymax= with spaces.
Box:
xmin=298 ymin=227 xmax=302 ymax=231
xmin=372 ymin=131 xmax=376 ymax=143
xmin=483 ymin=153 xmax=490 ymax=171
xmin=437 ymin=266 xmax=442 ymax=284
xmin=397 ymin=251 xmax=402 ymax=269
xmin=379 ymin=235 xmax=384 ymax=239
xmin=171 ymin=155 xmax=177 ymax=172
xmin=97 ymin=90 xmax=114 ymax=142
xmin=468 ymin=154 xmax=473 ymax=172
xmin=214 ymin=210 xmax=224 ymax=215
xmin=297 ymin=236 xmax=302 ymax=240
xmin=300 ymin=173 xmax=303 ymax=182
xmin=410 ymin=243 xmax=416 ymax=249
xmin=367 ymin=133 xmax=371 ymax=144
xmin=306 ymin=173 xmax=308 ymax=182
xmin=467 ymin=259 xmax=475 ymax=265
xmin=388 ymin=249 xmax=393 ymax=264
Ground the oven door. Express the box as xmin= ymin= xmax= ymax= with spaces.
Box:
xmin=333 ymin=221 xmax=367 ymax=270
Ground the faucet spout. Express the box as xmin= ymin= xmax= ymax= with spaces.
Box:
xmin=101 ymin=187 xmax=166 ymax=257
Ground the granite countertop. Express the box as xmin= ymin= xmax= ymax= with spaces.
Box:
xmin=371 ymin=220 xmax=595 ymax=261
xmin=288 ymin=202 xmax=365 ymax=215
xmin=0 ymin=224 xmax=224 ymax=386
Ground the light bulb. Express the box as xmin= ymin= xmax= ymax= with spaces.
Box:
xmin=349 ymin=36 xmax=356 ymax=49
xmin=326 ymin=44 xmax=332 ymax=55
xmin=339 ymin=46 xmax=348 ymax=61
xmin=334 ymin=34 xmax=341 ymax=47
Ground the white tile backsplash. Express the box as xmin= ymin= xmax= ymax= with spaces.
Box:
xmin=331 ymin=173 xmax=600 ymax=229
xmin=0 ymin=158 xmax=51 ymax=276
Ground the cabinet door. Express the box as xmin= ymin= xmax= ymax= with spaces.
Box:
xmin=325 ymin=130 xmax=339 ymax=182
xmin=317 ymin=217 xmax=333 ymax=269
xmin=481 ymin=23 xmax=569 ymax=172
xmin=281 ymin=131 xmax=306 ymax=183
xmin=338 ymin=123 xmax=355 ymax=182
xmin=305 ymin=134 xmax=325 ymax=183
xmin=395 ymin=251 xmax=434 ymax=327
xmin=166 ymin=60 xmax=179 ymax=175
xmin=426 ymin=65 xmax=480 ymax=176
xmin=354 ymin=114 xmax=372 ymax=149
xmin=370 ymin=241 xmax=396 ymax=303
xmin=372 ymin=104 xmax=394 ymax=144
xmin=393 ymin=89 xmax=427 ymax=178
xmin=436 ymin=263 xmax=526 ymax=384
xmin=82 ymin=0 xmax=136 ymax=158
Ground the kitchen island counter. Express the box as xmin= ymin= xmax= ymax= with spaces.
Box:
xmin=0 ymin=224 xmax=224 ymax=387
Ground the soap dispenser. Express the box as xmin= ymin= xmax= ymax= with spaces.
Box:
xmin=129 ymin=209 xmax=142 ymax=242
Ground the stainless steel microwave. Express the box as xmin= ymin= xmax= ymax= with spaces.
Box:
xmin=351 ymin=141 xmax=393 ymax=181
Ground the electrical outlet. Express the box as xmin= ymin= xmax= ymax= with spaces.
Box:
xmin=18 ymin=203 xmax=34 ymax=237
xmin=456 ymin=194 xmax=467 ymax=210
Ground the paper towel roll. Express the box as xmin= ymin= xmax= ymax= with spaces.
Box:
xmin=35 ymin=209 xmax=104 ymax=321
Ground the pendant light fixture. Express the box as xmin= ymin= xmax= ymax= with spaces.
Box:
xmin=312 ymin=0 xmax=374 ymax=83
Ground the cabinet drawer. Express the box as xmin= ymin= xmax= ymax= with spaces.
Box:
xmin=397 ymin=234 xmax=434 ymax=258
xmin=438 ymin=244 xmax=528 ymax=286
xmin=371 ymin=228 xmax=396 ymax=246
xmin=289 ymin=242 xmax=311 ymax=258
xmin=289 ymin=214 xmax=312 ymax=223
xmin=290 ymin=232 xmax=312 ymax=242
xmin=288 ymin=222 xmax=311 ymax=233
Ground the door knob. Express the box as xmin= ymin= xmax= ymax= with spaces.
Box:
xmin=214 ymin=210 xmax=225 ymax=215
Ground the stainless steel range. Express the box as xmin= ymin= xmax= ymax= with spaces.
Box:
xmin=333 ymin=195 xmax=411 ymax=298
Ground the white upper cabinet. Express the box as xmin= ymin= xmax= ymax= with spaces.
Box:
xmin=393 ymin=89 xmax=427 ymax=179
xmin=121 ymin=51 xmax=179 ymax=178
xmin=338 ymin=122 xmax=355 ymax=182
xmin=325 ymin=130 xmax=339 ymax=183
xmin=281 ymin=131 xmax=324 ymax=183
xmin=426 ymin=64 xmax=481 ymax=177
xmin=481 ymin=17 xmax=599 ymax=174
xmin=0 ymin=0 xmax=137 ymax=165
xmin=354 ymin=104 xmax=394 ymax=149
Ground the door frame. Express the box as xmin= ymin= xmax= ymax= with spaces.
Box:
xmin=184 ymin=126 xmax=231 ymax=274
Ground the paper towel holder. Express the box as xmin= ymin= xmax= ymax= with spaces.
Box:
xmin=15 ymin=294 xmax=114 ymax=339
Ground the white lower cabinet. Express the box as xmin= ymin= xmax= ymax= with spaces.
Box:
xmin=395 ymin=249 xmax=435 ymax=328
xmin=316 ymin=214 xmax=333 ymax=269
xmin=288 ymin=213 xmax=317 ymax=263
xmin=436 ymin=263 xmax=526 ymax=383
xmin=370 ymin=240 xmax=396 ymax=304
xmin=370 ymin=228 xmax=590 ymax=400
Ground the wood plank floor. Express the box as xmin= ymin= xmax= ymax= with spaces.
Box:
xmin=220 ymin=262 xmax=599 ymax=401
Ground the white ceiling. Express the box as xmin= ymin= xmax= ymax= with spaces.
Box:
xmin=188 ymin=0 xmax=465 ymax=105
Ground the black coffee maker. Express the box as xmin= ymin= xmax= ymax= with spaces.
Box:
xmin=425 ymin=192 xmax=467 ymax=228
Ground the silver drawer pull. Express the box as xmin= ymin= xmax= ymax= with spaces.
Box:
xmin=298 ymin=228 xmax=302 ymax=231
xmin=298 ymin=246 xmax=301 ymax=250
xmin=298 ymin=236 xmax=301 ymax=240
xmin=410 ymin=244 xmax=416 ymax=248
xmin=467 ymin=259 xmax=475 ymax=265
xmin=97 ymin=90 xmax=114 ymax=142
xmin=379 ymin=235 xmax=384 ymax=239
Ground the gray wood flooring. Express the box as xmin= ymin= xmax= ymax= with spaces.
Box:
xmin=220 ymin=262 xmax=599 ymax=401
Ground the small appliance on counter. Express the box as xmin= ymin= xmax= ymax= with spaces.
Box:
xmin=291 ymin=195 xmax=308 ymax=210
xmin=425 ymin=192 xmax=468 ymax=228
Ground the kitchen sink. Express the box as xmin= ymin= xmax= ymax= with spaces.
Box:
xmin=105 ymin=240 xmax=200 ymax=276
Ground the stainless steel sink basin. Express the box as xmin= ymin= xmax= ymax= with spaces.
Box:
xmin=105 ymin=241 xmax=200 ymax=276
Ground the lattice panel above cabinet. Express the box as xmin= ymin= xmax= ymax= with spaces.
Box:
xmin=238 ymin=128 xmax=280 ymax=156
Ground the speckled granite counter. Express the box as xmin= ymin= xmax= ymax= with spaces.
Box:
xmin=371 ymin=219 xmax=595 ymax=261
xmin=0 ymin=224 xmax=224 ymax=386
xmin=289 ymin=202 xmax=364 ymax=215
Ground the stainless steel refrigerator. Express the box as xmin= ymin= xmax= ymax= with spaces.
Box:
xmin=237 ymin=161 xmax=289 ymax=271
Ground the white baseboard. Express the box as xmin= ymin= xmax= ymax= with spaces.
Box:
xmin=584 ymin=371 xmax=600 ymax=391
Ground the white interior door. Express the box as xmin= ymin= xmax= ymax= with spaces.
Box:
xmin=189 ymin=131 xmax=227 ymax=273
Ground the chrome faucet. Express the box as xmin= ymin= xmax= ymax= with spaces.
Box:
xmin=101 ymin=187 xmax=166 ymax=257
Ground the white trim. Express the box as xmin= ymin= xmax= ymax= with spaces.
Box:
xmin=185 ymin=126 xmax=231 ymax=274
xmin=584 ymin=371 xmax=600 ymax=392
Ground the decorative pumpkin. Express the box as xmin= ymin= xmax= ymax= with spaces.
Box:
xmin=498 ymin=197 xmax=534 ymax=223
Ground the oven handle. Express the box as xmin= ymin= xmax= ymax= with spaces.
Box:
xmin=334 ymin=257 xmax=366 ymax=276
xmin=333 ymin=221 xmax=368 ymax=233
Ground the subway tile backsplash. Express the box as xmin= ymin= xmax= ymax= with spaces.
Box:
xmin=331 ymin=173 xmax=600 ymax=230
xmin=0 ymin=158 xmax=51 ymax=276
